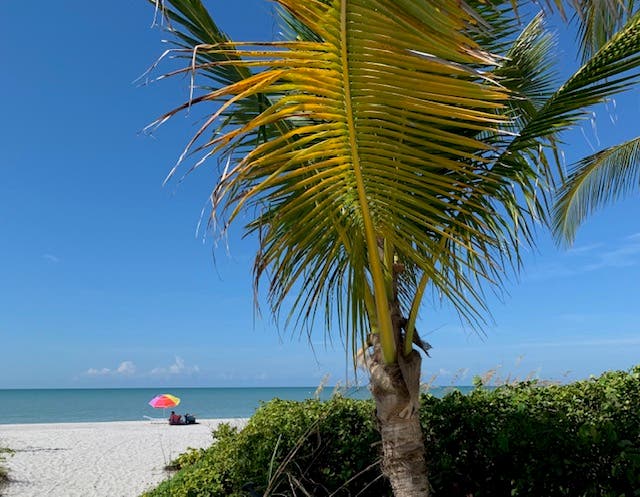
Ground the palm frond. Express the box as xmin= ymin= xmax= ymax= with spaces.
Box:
xmin=149 ymin=0 xmax=286 ymax=180
xmin=274 ymin=2 xmax=324 ymax=42
xmin=465 ymin=0 xmax=522 ymax=56
xmin=502 ymin=8 xmax=640 ymax=157
xmin=570 ymin=0 xmax=637 ymax=61
xmin=151 ymin=0 xmax=250 ymax=85
xmin=495 ymin=13 xmax=557 ymax=124
xmin=486 ymin=6 xmax=640 ymax=220
xmin=153 ymin=0 xmax=640 ymax=367
xmin=553 ymin=136 xmax=640 ymax=243
xmin=154 ymin=0 xmax=518 ymax=364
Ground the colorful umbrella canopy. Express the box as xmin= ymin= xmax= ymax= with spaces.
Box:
xmin=148 ymin=393 xmax=181 ymax=409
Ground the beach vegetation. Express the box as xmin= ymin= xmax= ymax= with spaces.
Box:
xmin=142 ymin=366 xmax=640 ymax=497
xmin=145 ymin=396 xmax=379 ymax=497
xmin=145 ymin=0 xmax=640 ymax=494
xmin=0 ymin=444 xmax=13 ymax=488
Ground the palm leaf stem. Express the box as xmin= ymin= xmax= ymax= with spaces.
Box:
xmin=338 ymin=0 xmax=395 ymax=364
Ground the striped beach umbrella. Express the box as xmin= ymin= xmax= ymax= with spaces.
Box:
xmin=148 ymin=393 xmax=180 ymax=409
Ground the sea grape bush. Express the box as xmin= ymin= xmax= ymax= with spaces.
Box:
xmin=142 ymin=366 xmax=640 ymax=497
xmin=143 ymin=396 xmax=382 ymax=497
xmin=422 ymin=367 xmax=640 ymax=496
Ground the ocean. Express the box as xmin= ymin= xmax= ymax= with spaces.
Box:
xmin=0 ymin=386 xmax=473 ymax=425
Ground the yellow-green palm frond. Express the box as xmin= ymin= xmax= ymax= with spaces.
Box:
xmin=553 ymin=136 xmax=640 ymax=244
xmin=153 ymin=0 xmax=513 ymax=365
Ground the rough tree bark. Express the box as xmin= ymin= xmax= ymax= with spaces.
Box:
xmin=367 ymin=332 xmax=430 ymax=497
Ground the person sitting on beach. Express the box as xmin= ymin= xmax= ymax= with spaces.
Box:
xmin=184 ymin=413 xmax=196 ymax=424
xmin=168 ymin=411 xmax=183 ymax=425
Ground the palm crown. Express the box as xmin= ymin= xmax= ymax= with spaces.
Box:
xmin=149 ymin=0 xmax=640 ymax=367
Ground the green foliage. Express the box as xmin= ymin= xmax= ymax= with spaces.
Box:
xmin=142 ymin=396 xmax=382 ymax=497
xmin=142 ymin=367 xmax=640 ymax=497
xmin=0 ymin=444 xmax=13 ymax=486
xmin=423 ymin=366 xmax=640 ymax=497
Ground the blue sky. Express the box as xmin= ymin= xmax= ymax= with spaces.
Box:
xmin=1 ymin=1 xmax=639 ymax=389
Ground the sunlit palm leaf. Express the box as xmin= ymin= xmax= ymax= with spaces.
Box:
xmin=151 ymin=0 xmax=249 ymax=85
xmin=155 ymin=0 xmax=515 ymax=364
xmin=553 ymin=136 xmax=640 ymax=243
xmin=149 ymin=0 xmax=285 ymax=177
xmin=485 ymin=5 xmax=640 ymax=228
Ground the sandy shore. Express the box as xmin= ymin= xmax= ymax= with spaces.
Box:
xmin=0 ymin=418 xmax=248 ymax=497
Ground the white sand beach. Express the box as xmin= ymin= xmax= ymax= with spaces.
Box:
xmin=0 ymin=418 xmax=248 ymax=497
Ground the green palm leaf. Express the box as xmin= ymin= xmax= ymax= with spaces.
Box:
xmin=570 ymin=0 xmax=637 ymax=61
xmin=485 ymin=6 xmax=640 ymax=230
xmin=553 ymin=136 xmax=640 ymax=243
xmin=149 ymin=0 xmax=249 ymax=85
xmin=495 ymin=13 xmax=557 ymax=125
xmin=513 ymin=8 xmax=640 ymax=149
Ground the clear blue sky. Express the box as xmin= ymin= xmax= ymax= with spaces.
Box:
xmin=1 ymin=1 xmax=639 ymax=389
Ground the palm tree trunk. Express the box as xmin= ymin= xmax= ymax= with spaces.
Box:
xmin=367 ymin=334 xmax=430 ymax=497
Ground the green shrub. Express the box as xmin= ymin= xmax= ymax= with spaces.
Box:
xmin=142 ymin=366 xmax=640 ymax=497
xmin=142 ymin=396 xmax=385 ymax=497
xmin=421 ymin=366 xmax=640 ymax=496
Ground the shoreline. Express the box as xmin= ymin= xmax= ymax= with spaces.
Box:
xmin=0 ymin=418 xmax=248 ymax=497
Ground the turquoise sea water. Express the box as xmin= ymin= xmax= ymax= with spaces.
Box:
xmin=0 ymin=386 xmax=473 ymax=425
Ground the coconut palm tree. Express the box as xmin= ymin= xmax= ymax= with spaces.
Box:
xmin=145 ymin=1 xmax=640 ymax=495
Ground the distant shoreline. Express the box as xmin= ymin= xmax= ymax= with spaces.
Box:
xmin=0 ymin=386 xmax=370 ymax=425
xmin=0 ymin=385 xmax=363 ymax=390
xmin=0 ymin=386 xmax=475 ymax=425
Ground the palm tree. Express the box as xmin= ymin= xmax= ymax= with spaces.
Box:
xmin=145 ymin=1 xmax=640 ymax=495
